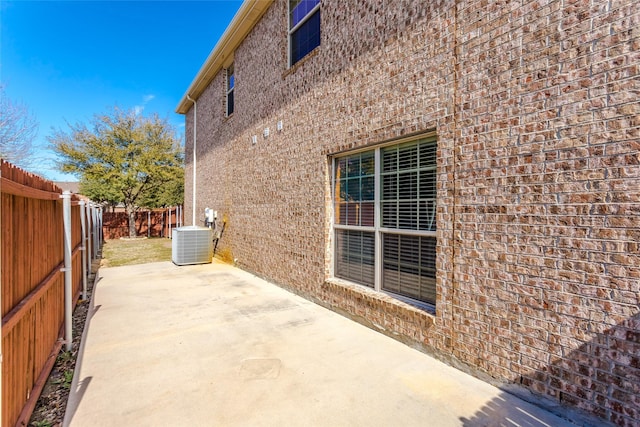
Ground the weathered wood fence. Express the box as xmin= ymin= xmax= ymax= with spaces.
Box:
xmin=102 ymin=206 xmax=183 ymax=239
xmin=1 ymin=160 xmax=102 ymax=427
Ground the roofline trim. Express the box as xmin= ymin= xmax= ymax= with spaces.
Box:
xmin=176 ymin=0 xmax=275 ymax=115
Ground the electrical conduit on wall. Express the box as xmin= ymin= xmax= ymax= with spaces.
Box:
xmin=187 ymin=94 xmax=197 ymax=226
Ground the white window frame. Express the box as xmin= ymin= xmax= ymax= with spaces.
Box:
xmin=331 ymin=133 xmax=437 ymax=310
xmin=288 ymin=0 xmax=321 ymax=67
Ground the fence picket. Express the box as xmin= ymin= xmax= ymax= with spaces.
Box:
xmin=1 ymin=160 xmax=101 ymax=427
xmin=102 ymin=206 xmax=183 ymax=239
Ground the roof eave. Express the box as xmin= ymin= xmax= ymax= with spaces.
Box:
xmin=176 ymin=0 xmax=275 ymax=115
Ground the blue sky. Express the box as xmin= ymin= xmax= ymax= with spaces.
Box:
xmin=1 ymin=0 xmax=243 ymax=181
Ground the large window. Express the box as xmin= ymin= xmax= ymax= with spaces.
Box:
xmin=226 ymin=64 xmax=234 ymax=116
xmin=289 ymin=0 xmax=320 ymax=66
xmin=333 ymin=136 xmax=437 ymax=307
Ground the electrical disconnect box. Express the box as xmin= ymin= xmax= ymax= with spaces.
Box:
xmin=204 ymin=208 xmax=217 ymax=228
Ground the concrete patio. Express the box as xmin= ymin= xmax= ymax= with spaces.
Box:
xmin=65 ymin=260 xmax=580 ymax=426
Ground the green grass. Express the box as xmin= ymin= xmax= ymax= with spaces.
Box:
xmin=101 ymin=238 xmax=173 ymax=267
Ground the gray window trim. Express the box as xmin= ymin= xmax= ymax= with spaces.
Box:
xmin=333 ymin=224 xmax=376 ymax=232
xmin=289 ymin=2 xmax=320 ymax=34
xmin=378 ymin=228 xmax=436 ymax=237
xmin=374 ymin=147 xmax=382 ymax=291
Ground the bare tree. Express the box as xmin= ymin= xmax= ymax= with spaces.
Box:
xmin=0 ymin=85 xmax=38 ymax=168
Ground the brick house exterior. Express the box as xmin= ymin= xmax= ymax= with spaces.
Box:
xmin=177 ymin=1 xmax=639 ymax=425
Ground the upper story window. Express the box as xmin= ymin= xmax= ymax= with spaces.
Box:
xmin=289 ymin=0 xmax=320 ymax=66
xmin=226 ymin=64 xmax=235 ymax=116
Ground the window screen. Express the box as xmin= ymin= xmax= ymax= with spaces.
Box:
xmin=226 ymin=65 xmax=235 ymax=116
xmin=382 ymin=234 xmax=436 ymax=303
xmin=335 ymin=229 xmax=375 ymax=288
xmin=381 ymin=140 xmax=437 ymax=231
xmin=335 ymin=151 xmax=374 ymax=227
xmin=290 ymin=0 xmax=320 ymax=65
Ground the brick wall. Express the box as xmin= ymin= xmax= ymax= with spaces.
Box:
xmin=183 ymin=1 xmax=639 ymax=425
xmin=453 ymin=1 xmax=639 ymax=424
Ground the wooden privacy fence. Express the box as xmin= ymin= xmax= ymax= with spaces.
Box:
xmin=1 ymin=160 xmax=102 ymax=427
xmin=102 ymin=205 xmax=183 ymax=239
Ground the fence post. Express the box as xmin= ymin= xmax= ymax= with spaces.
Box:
xmin=79 ymin=200 xmax=88 ymax=300
xmin=92 ymin=206 xmax=98 ymax=259
xmin=86 ymin=203 xmax=93 ymax=273
xmin=98 ymin=206 xmax=103 ymax=250
xmin=61 ymin=191 xmax=73 ymax=352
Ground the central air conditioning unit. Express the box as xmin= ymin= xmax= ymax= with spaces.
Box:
xmin=172 ymin=226 xmax=213 ymax=265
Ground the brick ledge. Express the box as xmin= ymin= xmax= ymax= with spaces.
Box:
xmin=321 ymin=277 xmax=436 ymax=343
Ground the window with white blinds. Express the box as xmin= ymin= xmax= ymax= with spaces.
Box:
xmin=335 ymin=229 xmax=375 ymax=287
xmin=381 ymin=142 xmax=437 ymax=231
xmin=382 ymin=233 xmax=436 ymax=303
xmin=333 ymin=136 xmax=437 ymax=307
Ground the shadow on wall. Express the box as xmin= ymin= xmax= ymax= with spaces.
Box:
xmin=213 ymin=219 xmax=227 ymax=254
xmin=461 ymin=313 xmax=639 ymax=427
xmin=460 ymin=393 xmax=569 ymax=427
